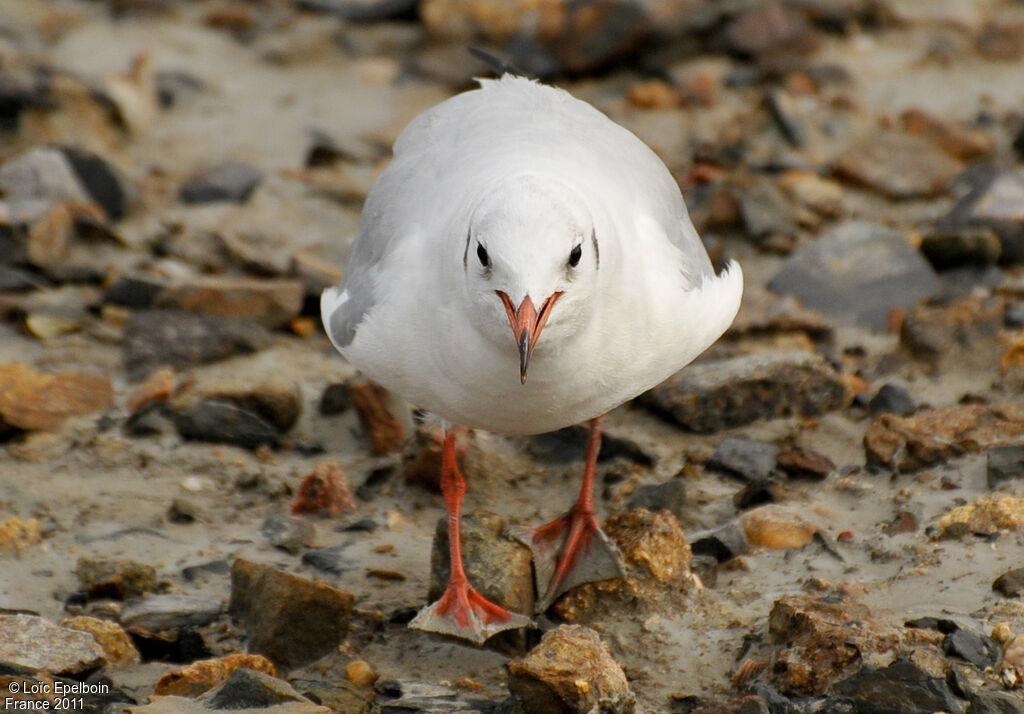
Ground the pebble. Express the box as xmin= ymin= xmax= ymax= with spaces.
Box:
xmin=171 ymin=361 xmax=302 ymax=433
xmin=777 ymin=169 xmax=844 ymax=218
xmin=76 ymin=556 xmax=157 ymax=600
xmin=769 ymin=220 xmax=941 ymax=329
xmin=707 ymin=437 xmax=780 ymax=482
xmin=0 ymin=516 xmax=42 ymax=551
xmin=0 ymin=363 xmax=113 ymax=431
xmin=627 ymin=476 xmax=687 ymax=521
xmin=937 ymin=168 xmax=1024 ymax=265
xmin=833 ymin=130 xmax=963 ymax=200
xmin=291 ymin=461 xmax=357 ymax=515
xmin=318 ymin=382 xmax=351 ymax=415
xmin=993 ymin=568 xmax=1024 ymax=598
xmin=345 ymin=660 xmax=376 ymax=688
xmin=229 ymin=558 xmax=354 ymax=669
xmin=155 ymin=653 xmax=276 ymax=697
xmin=831 ymin=658 xmax=962 ymax=713
xmin=987 ymin=444 xmax=1024 ymax=488
xmin=302 ymin=545 xmax=353 ymax=576
xmin=261 ymin=513 xmax=317 ymax=553
xmin=0 ymin=146 xmax=91 ymax=206
xmin=172 ymin=399 xmax=282 ymax=450
xmin=900 ymin=108 xmax=994 ymax=162
xmin=943 ymin=628 xmax=1001 ymax=670
xmin=349 ymin=380 xmax=407 ymax=455
xmin=868 ymin=383 xmax=916 ymax=416
xmin=179 ymin=162 xmax=263 ymax=204
xmin=724 ymin=1 xmax=814 ymax=60
xmin=120 ymin=593 xmax=224 ymax=632
xmin=428 ymin=509 xmax=533 ymax=617
xmin=0 ymin=613 xmax=105 ymax=675
xmin=155 ymin=276 xmax=305 ymax=329
xmin=505 ymin=625 xmax=635 ymax=714
xmin=775 ymin=444 xmax=834 ymax=480
xmin=641 ymin=352 xmax=849 ymax=433
xmin=168 ymin=497 xmax=199 ymax=523
xmin=122 ymin=309 xmax=268 ymax=381
xmin=741 ymin=504 xmax=820 ymax=550
xmin=738 ymin=176 xmax=798 ymax=249
xmin=689 ymin=521 xmax=749 ymax=562
xmin=936 ymin=493 xmax=1024 ymax=538
xmin=865 ymin=403 xmax=1024 ymax=473
xmin=60 ymin=615 xmax=140 ymax=667
xmin=920 ymin=226 xmax=1002 ymax=270
xmin=58 ymin=144 xmax=136 ymax=220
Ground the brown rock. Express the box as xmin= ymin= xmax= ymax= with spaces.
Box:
xmin=728 ymin=288 xmax=835 ymax=343
xmin=59 ymin=616 xmax=140 ymax=667
xmin=229 ymin=558 xmax=354 ymax=669
xmin=769 ymin=593 xmax=900 ymax=695
xmin=776 ymin=444 xmax=835 ymax=480
xmin=156 ymin=276 xmax=304 ymax=328
xmin=900 ymin=109 xmax=994 ymax=161
xmin=126 ymin=366 xmax=175 ymax=414
xmin=899 ymin=294 xmax=1005 ymax=363
xmin=833 ymin=131 xmax=962 ymax=199
xmin=936 ymin=493 xmax=1024 ymax=538
xmin=428 ymin=509 xmax=533 ymax=616
xmin=171 ymin=362 xmax=301 ymax=433
xmin=0 ymin=363 xmax=112 ymax=431
xmin=976 ymin=22 xmax=1024 ymax=61
xmin=349 ymin=380 xmax=407 ymax=455
xmin=554 ymin=509 xmax=692 ymax=621
xmin=741 ymin=504 xmax=820 ymax=550
xmin=26 ymin=201 xmax=74 ymax=266
xmin=777 ymin=170 xmax=844 ymax=217
xmin=506 ymin=625 xmax=635 ymax=714
xmin=155 ymin=653 xmax=276 ymax=697
xmin=0 ymin=517 xmax=42 ymax=551
xmin=76 ymin=557 xmax=158 ymax=600
xmin=724 ymin=1 xmax=815 ymax=60
xmin=291 ymin=462 xmax=357 ymax=515
xmin=864 ymin=402 xmax=1024 ymax=472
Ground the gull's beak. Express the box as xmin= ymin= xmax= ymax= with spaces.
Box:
xmin=497 ymin=291 xmax=562 ymax=383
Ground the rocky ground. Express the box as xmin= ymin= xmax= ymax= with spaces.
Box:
xmin=2 ymin=0 xmax=1024 ymax=712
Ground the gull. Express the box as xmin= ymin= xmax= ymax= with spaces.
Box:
xmin=322 ymin=74 xmax=743 ymax=644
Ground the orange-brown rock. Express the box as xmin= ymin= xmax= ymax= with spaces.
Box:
xmin=349 ymin=380 xmax=406 ymax=455
xmin=742 ymin=504 xmax=821 ymax=550
xmin=155 ymin=276 xmax=304 ymax=328
xmin=291 ymin=462 xmax=357 ymax=515
xmin=0 ymin=517 xmax=42 ymax=551
xmin=936 ymin=493 xmax=1024 ymax=538
xmin=60 ymin=616 xmax=140 ymax=667
xmin=126 ymin=366 xmax=175 ymax=414
xmin=0 ymin=363 xmax=112 ymax=431
xmin=864 ymin=402 xmax=1024 ymax=472
xmin=900 ymin=109 xmax=994 ymax=161
xmin=155 ymin=653 xmax=276 ymax=697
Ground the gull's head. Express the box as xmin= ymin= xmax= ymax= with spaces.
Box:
xmin=462 ymin=174 xmax=598 ymax=383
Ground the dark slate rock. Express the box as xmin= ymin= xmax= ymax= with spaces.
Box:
xmin=120 ymin=594 xmax=224 ymax=631
xmin=58 ymin=145 xmax=135 ymax=221
xmin=943 ymin=629 xmax=1001 ymax=670
xmin=766 ymin=89 xmax=807 ymax=148
xmin=181 ymin=559 xmax=230 ymax=583
xmin=627 ymin=477 xmax=687 ymax=521
xmin=261 ymin=513 xmax=316 ymax=554
xmin=301 ymin=545 xmax=352 ymax=576
xmin=296 ymin=0 xmax=418 ymax=21
xmin=733 ymin=477 xmax=781 ymax=509
xmin=993 ymin=568 xmax=1024 ymax=598
xmin=987 ymin=444 xmax=1024 ymax=488
xmin=769 ymin=220 xmax=942 ymax=329
xmin=318 ymin=382 xmax=351 ymax=415
xmin=0 ymin=265 xmax=46 ymax=291
xmin=689 ymin=521 xmax=749 ymax=562
xmin=905 ymin=617 xmax=961 ymax=634
xmin=920 ymin=227 xmax=1002 ymax=270
xmin=167 ymin=497 xmax=198 ymax=523
xmin=355 ymin=465 xmax=395 ymax=501
xmin=967 ymin=690 xmax=1024 ymax=714
xmin=832 ymin=658 xmax=964 ymax=714
xmin=937 ymin=168 xmax=1024 ymax=265
xmin=179 ymin=162 xmax=263 ymax=204
xmin=203 ymin=667 xmax=311 ymax=710
xmin=123 ymin=309 xmax=268 ymax=381
xmin=641 ymin=352 xmax=849 ymax=433
xmin=104 ymin=272 xmax=170 ymax=309
xmin=708 ymin=437 xmax=780 ymax=481
xmin=750 ymin=683 xmax=798 ymax=714
xmin=130 ymin=624 xmax=210 ymax=663
xmin=172 ymin=399 xmax=281 ymax=450
xmin=868 ymin=384 xmax=916 ymax=416
xmin=123 ymin=403 xmax=173 ymax=437
xmin=527 ymin=425 xmax=655 ymax=466
xmin=340 ymin=517 xmax=378 ymax=532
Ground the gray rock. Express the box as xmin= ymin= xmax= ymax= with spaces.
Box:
xmin=105 ymin=272 xmax=171 ymax=309
xmin=123 ymin=309 xmax=269 ymax=382
xmin=766 ymin=88 xmax=807 ymax=147
xmin=987 ymin=444 xmax=1024 ymax=488
xmin=301 ymin=545 xmax=353 ymax=576
xmin=868 ymin=384 xmax=916 ymax=416
xmin=229 ymin=558 xmax=354 ymax=669
xmin=378 ymin=680 xmax=491 ymax=714
xmin=833 ymin=658 xmax=963 ymax=714
xmin=0 ymin=147 xmax=90 ymax=205
xmin=739 ymin=176 xmax=798 ymax=247
xmin=689 ymin=521 xmax=749 ymax=562
xmin=201 ymin=667 xmax=314 ymax=709
xmin=0 ymin=614 xmax=104 ymax=675
xmin=261 ymin=513 xmax=316 ymax=554
xmin=968 ymin=690 xmax=1024 ymax=714
xmin=708 ymin=437 xmax=780 ymax=482
xmin=179 ymin=162 xmax=263 ymax=204
xmin=938 ymin=168 xmax=1024 ymax=264
xmin=993 ymin=568 xmax=1024 ymax=598
xmin=120 ymin=594 xmax=224 ymax=632
xmin=172 ymin=400 xmax=282 ymax=450
xmin=769 ymin=220 xmax=941 ymax=329
xmin=641 ymin=352 xmax=849 ymax=433
xmin=627 ymin=477 xmax=687 ymax=521
xmin=943 ymin=629 xmax=1001 ymax=670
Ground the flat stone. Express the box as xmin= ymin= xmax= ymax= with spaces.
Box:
xmin=229 ymin=558 xmax=354 ymax=669
xmin=155 ymin=653 xmax=276 ymax=697
xmin=428 ymin=509 xmax=534 ymax=617
xmin=937 ymin=168 xmax=1024 ymax=264
xmin=833 ymin=130 xmax=962 ymax=199
xmin=155 ymin=276 xmax=304 ymax=328
xmin=261 ymin=513 xmax=317 ymax=554
xmin=775 ymin=444 xmax=834 ymax=480
xmin=506 ymin=625 xmax=635 ymax=714
xmin=290 ymin=462 xmax=357 ymax=516
xmin=987 ymin=444 xmax=1024 ymax=488
xmin=179 ymin=162 xmax=262 ymax=204
xmin=60 ymin=616 xmax=140 ymax=667
xmin=301 ymin=545 xmax=353 ymax=576
xmin=993 ymin=568 xmax=1024 ymax=598
xmin=0 ymin=614 xmax=105 ymax=675
xmin=76 ymin=557 xmax=158 ymax=600
xmin=120 ymin=594 xmax=224 ymax=632
xmin=868 ymin=384 xmax=916 ymax=416
xmin=626 ymin=476 xmax=687 ymax=521
xmin=349 ymin=380 xmax=407 ymax=455
xmin=943 ymin=629 xmax=1000 ymax=670
xmin=172 ymin=399 xmax=281 ymax=450
xmin=0 ymin=363 xmax=112 ymax=431
xmin=865 ymin=403 xmax=1024 ymax=473
xmin=708 ymin=437 xmax=780 ymax=482
xmin=377 ymin=680 xmax=490 ymax=714
xmin=769 ymin=220 xmax=941 ymax=329
xmin=936 ymin=493 xmax=1024 ymax=538
xmin=769 ymin=593 xmax=901 ymax=695
xmin=122 ymin=309 xmax=269 ymax=382
xmin=641 ymin=352 xmax=849 ymax=433
xmin=833 ymin=658 xmax=963 ymax=713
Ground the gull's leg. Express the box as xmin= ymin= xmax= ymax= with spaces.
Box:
xmin=513 ymin=415 xmax=626 ymax=613
xmin=409 ymin=428 xmax=533 ymax=644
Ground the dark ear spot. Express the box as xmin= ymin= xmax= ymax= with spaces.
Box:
xmin=477 ymin=243 xmax=490 ymax=268
xmin=568 ymin=244 xmax=582 ymax=268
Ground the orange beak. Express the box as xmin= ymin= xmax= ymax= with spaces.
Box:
xmin=497 ymin=291 xmax=562 ymax=383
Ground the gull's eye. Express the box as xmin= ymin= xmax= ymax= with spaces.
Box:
xmin=568 ymin=244 xmax=582 ymax=268
xmin=476 ymin=243 xmax=489 ymax=268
